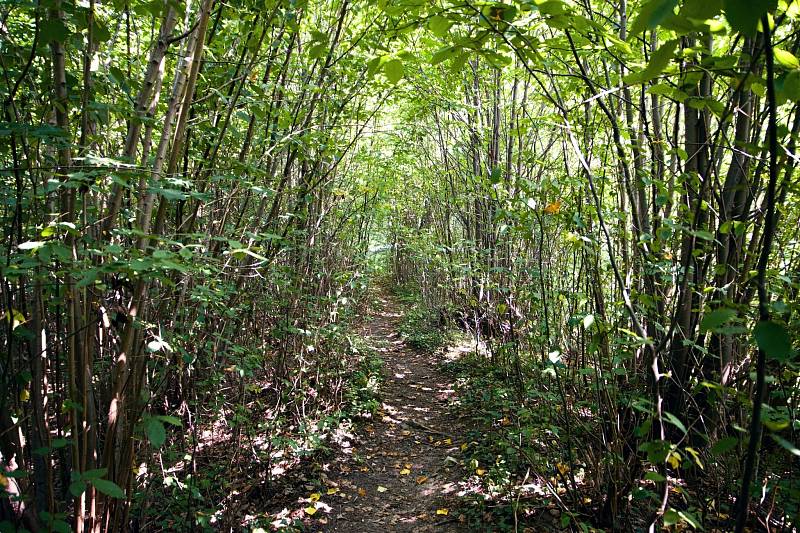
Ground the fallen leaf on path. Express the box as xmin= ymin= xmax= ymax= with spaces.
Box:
xmin=399 ymin=468 xmax=411 ymax=475
xmin=377 ymin=486 xmax=388 ymax=493
xmin=476 ymin=468 xmax=486 ymax=476
xmin=444 ymin=438 xmax=452 ymax=445
xmin=309 ymin=493 xmax=321 ymax=502
xmin=305 ymin=506 xmax=317 ymax=515
xmin=436 ymin=508 xmax=449 ymax=515
xmin=416 ymin=475 xmax=428 ymax=484
xmin=326 ymin=487 xmax=339 ymax=495
xmin=357 ymin=487 xmax=366 ymax=497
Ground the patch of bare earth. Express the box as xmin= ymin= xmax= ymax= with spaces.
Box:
xmin=306 ymin=293 xmax=470 ymax=532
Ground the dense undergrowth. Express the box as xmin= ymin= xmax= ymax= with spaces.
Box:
xmin=397 ymin=283 xmax=798 ymax=531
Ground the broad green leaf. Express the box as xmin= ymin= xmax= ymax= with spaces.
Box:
xmin=69 ymin=480 xmax=86 ymax=498
xmin=90 ymin=478 xmax=125 ymax=499
xmin=774 ymin=48 xmax=800 ymax=69
xmin=384 ymin=59 xmax=404 ymax=83
xmin=771 ymin=434 xmax=800 ymax=457
xmin=644 ymin=471 xmax=666 ymax=482
xmin=18 ymin=241 xmax=45 ymax=251
xmin=680 ymin=0 xmax=723 ymax=20
xmin=710 ymin=436 xmax=738 ymax=455
xmin=145 ymin=418 xmax=166 ymax=448
xmin=629 ymin=0 xmax=679 ymax=36
xmin=40 ymin=19 xmax=71 ymax=43
xmin=158 ymin=415 xmax=182 ymax=427
xmin=753 ymin=320 xmax=793 ymax=362
xmin=663 ymin=411 xmax=687 ymax=434
xmin=723 ymin=0 xmax=777 ymax=37
xmin=623 ymin=39 xmax=679 ymax=85
xmin=700 ymin=308 xmax=736 ymax=333
xmin=428 ymin=15 xmax=452 ymax=37
xmin=678 ymin=510 xmax=703 ymax=529
xmin=81 ymin=468 xmax=108 ymax=480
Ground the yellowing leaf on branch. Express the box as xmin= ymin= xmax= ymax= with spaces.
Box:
xmin=544 ymin=201 xmax=562 ymax=214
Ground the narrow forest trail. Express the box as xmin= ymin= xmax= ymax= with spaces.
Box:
xmin=315 ymin=291 xmax=471 ymax=532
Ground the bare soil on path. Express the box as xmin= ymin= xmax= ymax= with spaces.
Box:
xmin=315 ymin=292 xmax=471 ymax=532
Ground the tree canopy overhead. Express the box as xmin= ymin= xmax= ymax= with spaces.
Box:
xmin=1 ymin=0 xmax=799 ymax=531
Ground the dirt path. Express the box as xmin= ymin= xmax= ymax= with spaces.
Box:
xmin=316 ymin=292 xmax=470 ymax=532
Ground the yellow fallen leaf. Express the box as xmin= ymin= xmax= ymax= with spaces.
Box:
xmin=399 ymin=468 xmax=411 ymax=475
xmin=416 ymin=475 xmax=428 ymax=484
xmin=444 ymin=438 xmax=452 ymax=445
xmin=460 ymin=443 xmax=468 ymax=451
xmin=404 ymin=463 xmax=412 ymax=468
xmin=360 ymin=466 xmax=369 ymax=472
xmin=476 ymin=468 xmax=486 ymax=476
xmin=436 ymin=508 xmax=449 ymax=515
xmin=377 ymin=486 xmax=388 ymax=493
xmin=556 ymin=462 xmax=569 ymax=475
xmin=326 ymin=487 xmax=339 ymax=495
xmin=305 ymin=506 xmax=317 ymax=515
xmin=309 ymin=492 xmax=321 ymax=502
xmin=357 ymin=487 xmax=366 ymax=497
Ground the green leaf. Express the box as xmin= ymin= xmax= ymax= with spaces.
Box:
xmin=663 ymin=411 xmax=687 ymax=435
xmin=644 ymin=471 xmax=666 ymax=482
xmin=90 ymin=478 xmax=125 ymax=499
xmin=18 ymin=241 xmax=46 ymax=251
xmin=771 ymin=434 xmax=800 ymax=457
xmin=629 ymin=0 xmax=679 ymax=36
xmin=69 ymin=480 xmax=86 ymax=498
xmin=774 ymin=48 xmax=800 ymax=69
xmin=428 ymin=15 xmax=452 ymax=37
xmin=158 ymin=415 xmax=183 ymax=427
xmin=308 ymin=43 xmax=328 ymax=59
xmin=40 ymin=18 xmax=71 ymax=43
xmin=723 ymin=0 xmax=776 ymax=37
xmin=700 ymin=308 xmax=736 ymax=333
xmin=384 ymin=59 xmax=404 ymax=83
xmin=710 ymin=436 xmax=738 ymax=455
xmin=623 ymin=39 xmax=679 ymax=85
xmin=753 ymin=320 xmax=793 ymax=362
xmin=145 ymin=418 xmax=166 ymax=448
xmin=678 ymin=510 xmax=703 ymax=529
xmin=81 ymin=468 xmax=108 ymax=480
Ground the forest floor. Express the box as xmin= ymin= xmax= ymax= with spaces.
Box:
xmin=303 ymin=291 xmax=472 ymax=532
